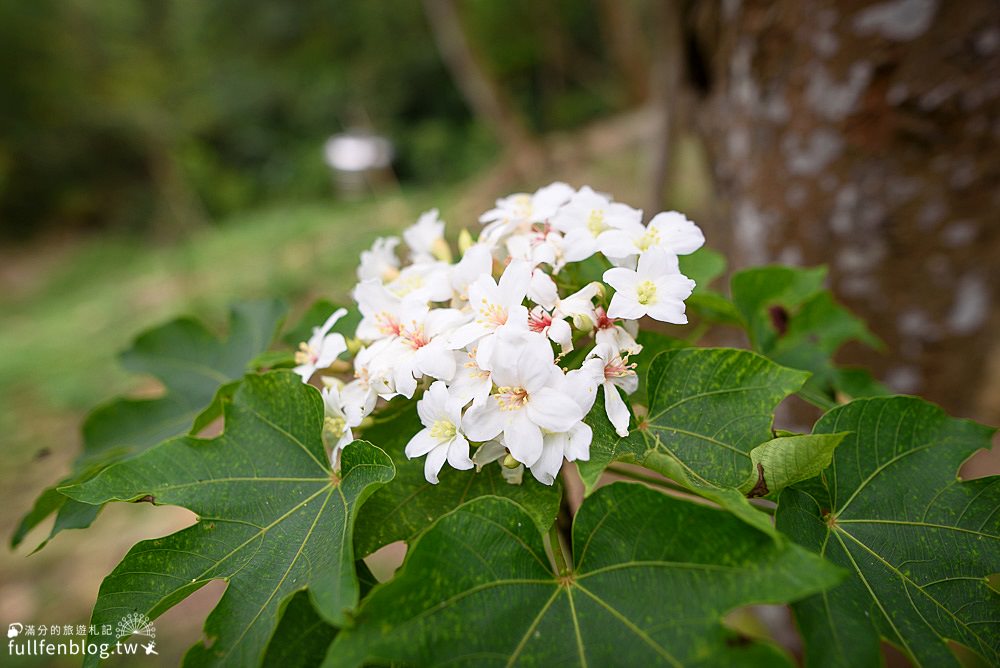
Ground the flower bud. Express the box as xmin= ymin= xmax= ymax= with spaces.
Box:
xmin=346 ymin=337 xmax=363 ymax=356
xmin=502 ymin=453 xmax=520 ymax=469
xmin=572 ymin=313 xmax=594 ymax=334
xmin=458 ymin=228 xmax=475 ymax=254
xmin=431 ymin=237 xmax=453 ymax=263
xmin=589 ymin=281 xmax=606 ymax=300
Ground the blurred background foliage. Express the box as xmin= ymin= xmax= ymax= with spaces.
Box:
xmin=0 ymin=0 xmax=630 ymax=241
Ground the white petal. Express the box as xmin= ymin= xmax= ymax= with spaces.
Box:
xmin=636 ymin=247 xmax=680 ymax=277
xmin=603 ymin=382 xmax=631 ymax=437
xmin=462 ymin=401 xmax=504 ymax=442
xmin=528 ymin=270 xmax=559 ymax=309
xmin=598 ymin=230 xmax=638 ymax=258
xmin=405 ymin=428 xmax=440 ymax=458
xmin=606 ymin=292 xmax=647 ymax=320
xmin=447 ymin=434 xmax=474 ymax=471
xmin=648 ymin=211 xmax=705 ymax=255
xmin=447 ymin=321 xmax=489 ymax=349
xmin=415 ymin=341 xmax=458 ymax=381
xmin=527 ymin=387 xmax=584 ymax=433
xmin=528 ymin=436 xmax=565 ymax=486
xmin=565 ymin=422 xmax=592 ymax=462
xmin=472 ymin=440 xmax=507 ymax=470
xmin=423 ymin=444 xmax=450 ymax=484
xmin=504 ymin=413 xmax=544 ymax=466
xmin=602 ymin=266 xmax=639 ymax=292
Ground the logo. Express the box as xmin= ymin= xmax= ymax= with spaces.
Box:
xmin=115 ymin=613 xmax=156 ymax=640
xmin=7 ymin=624 xmax=22 ymax=639
xmin=115 ymin=613 xmax=157 ymax=655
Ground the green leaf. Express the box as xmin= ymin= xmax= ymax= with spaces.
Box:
xmin=579 ymin=348 xmax=810 ymax=531
xmin=776 ymin=396 xmax=999 ymax=667
xmin=325 ymin=483 xmax=843 ymax=667
xmin=261 ymin=562 xmax=376 ymax=668
xmin=740 ymin=433 xmax=847 ymax=498
xmin=60 ymin=372 xmax=395 ymax=667
xmin=12 ymin=300 xmax=286 ymax=550
xmin=354 ymin=404 xmax=562 ymax=556
xmin=679 ymin=246 xmax=726 ymax=290
xmin=630 ymin=330 xmax=686 ymax=406
xmin=730 ymin=266 xmax=883 ymax=403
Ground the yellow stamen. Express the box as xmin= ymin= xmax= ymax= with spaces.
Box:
xmin=429 ymin=420 xmax=457 ymax=441
xmin=636 ymin=280 xmax=658 ymax=305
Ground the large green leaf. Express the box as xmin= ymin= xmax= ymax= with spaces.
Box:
xmin=776 ymin=396 xmax=999 ymax=667
xmin=60 ymin=371 xmax=395 ymax=667
xmin=730 ymin=266 xmax=883 ymax=404
xmin=579 ymin=348 xmax=826 ymax=531
xmin=260 ymin=562 xmax=376 ymax=668
xmin=13 ymin=300 xmax=286 ymax=550
xmin=354 ymin=404 xmax=562 ymax=556
xmin=325 ymin=483 xmax=843 ymax=667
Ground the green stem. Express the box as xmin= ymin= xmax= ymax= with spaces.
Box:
xmin=606 ymin=464 xmax=777 ymax=515
xmin=606 ymin=464 xmax=689 ymax=494
xmin=547 ymin=522 xmax=570 ymax=575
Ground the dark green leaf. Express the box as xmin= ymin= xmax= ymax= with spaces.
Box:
xmin=354 ymin=405 xmax=562 ymax=556
xmin=679 ymin=246 xmax=726 ymax=291
xmin=730 ymin=266 xmax=883 ymax=404
xmin=579 ymin=348 xmax=811 ymax=532
xmin=631 ymin=330 xmax=686 ymax=406
xmin=261 ymin=562 xmax=376 ymax=668
xmin=326 ymin=483 xmax=843 ymax=667
xmin=61 ymin=372 xmax=395 ymax=667
xmin=13 ymin=300 xmax=286 ymax=550
xmin=776 ymin=396 xmax=999 ymax=667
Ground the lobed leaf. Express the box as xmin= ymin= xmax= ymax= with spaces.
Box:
xmin=325 ymin=483 xmax=843 ymax=667
xmin=580 ymin=348 xmax=822 ymax=532
xmin=776 ymin=396 xmax=999 ymax=667
xmin=61 ymin=371 xmax=394 ymax=667
xmin=13 ymin=300 xmax=286 ymax=550
xmin=730 ymin=266 xmax=883 ymax=404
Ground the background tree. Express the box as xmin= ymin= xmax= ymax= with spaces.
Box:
xmin=684 ymin=0 xmax=999 ymax=423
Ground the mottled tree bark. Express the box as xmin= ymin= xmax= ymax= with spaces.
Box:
xmin=688 ymin=0 xmax=1000 ymax=422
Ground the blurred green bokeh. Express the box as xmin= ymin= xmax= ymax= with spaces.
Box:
xmin=0 ymin=0 xmax=629 ymax=240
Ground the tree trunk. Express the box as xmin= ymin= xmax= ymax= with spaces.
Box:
xmin=688 ymin=0 xmax=1000 ymax=423
xmin=421 ymin=0 xmax=544 ymax=177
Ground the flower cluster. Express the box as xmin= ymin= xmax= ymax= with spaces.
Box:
xmin=295 ymin=183 xmax=703 ymax=485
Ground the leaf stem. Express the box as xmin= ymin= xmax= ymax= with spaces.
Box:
xmin=606 ymin=464 xmax=777 ymax=515
xmin=548 ymin=521 xmax=570 ymax=576
xmin=606 ymin=464 xmax=690 ymax=494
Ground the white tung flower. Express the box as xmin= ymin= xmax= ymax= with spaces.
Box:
xmin=449 ymin=243 xmax=493 ymax=304
xmin=551 ymin=186 xmax=643 ymax=263
xmin=385 ymin=261 xmax=453 ymax=302
xmin=599 ymin=210 xmax=705 ymax=263
xmin=448 ymin=347 xmax=493 ymax=407
xmin=447 ymin=259 xmax=531 ymax=369
xmin=321 ymin=383 xmax=363 ymax=459
xmin=404 ymin=208 xmax=450 ymax=264
xmin=478 ymin=182 xmax=574 ymax=245
xmin=462 ymin=330 xmax=583 ymax=467
xmin=293 ymin=308 xmax=348 ymax=382
xmin=603 ymin=249 xmax=696 ymax=324
xmin=584 ymin=342 xmax=639 ymax=437
xmin=357 ymin=236 xmax=401 ymax=283
xmin=405 ymin=381 xmax=473 ymax=484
